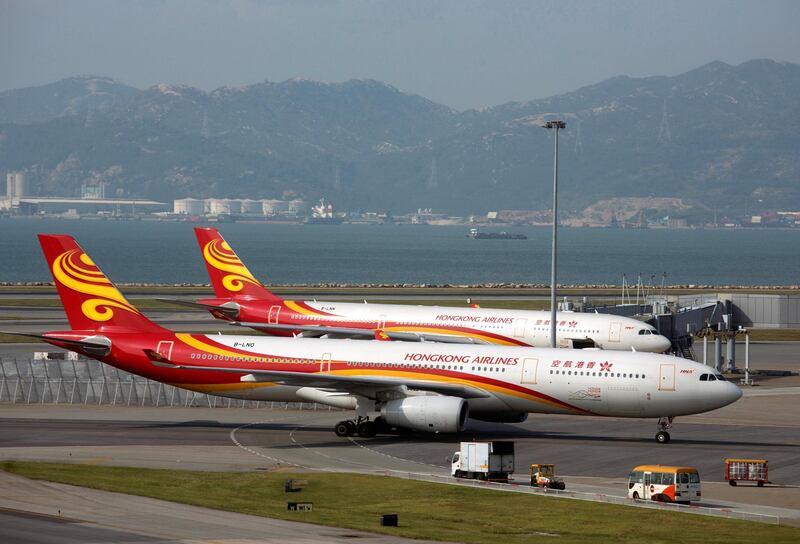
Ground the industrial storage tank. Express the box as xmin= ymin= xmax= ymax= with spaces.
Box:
xmin=208 ymin=198 xmax=241 ymax=215
xmin=261 ymin=199 xmax=290 ymax=215
xmin=6 ymin=173 xmax=14 ymax=198
xmin=204 ymin=198 xmax=220 ymax=214
xmin=240 ymin=199 xmax=262 ymax=214
xmin=288 ymin=199 xmax=307 ymax=213
xmin=14 ymin=172 xmax=25 ymax=198
xmin=173 ymin=198 xmax=205 ymax=215
xmin=226 ymin=199 xmax=242 ymax=214
xmin=207 ymin=199 xmax=227 ymax=215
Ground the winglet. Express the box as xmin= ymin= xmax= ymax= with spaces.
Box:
xmin=144 ymin=348 xmax=179 ymax=368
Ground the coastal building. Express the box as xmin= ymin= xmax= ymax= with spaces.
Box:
xmin=2 ymin=196 xmax=166 ymax=214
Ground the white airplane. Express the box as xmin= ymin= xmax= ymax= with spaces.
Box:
xmin=18 ymin=234 xmax=740 ymax=445
xmin=173 ymin=228 xmax=672 ymax=353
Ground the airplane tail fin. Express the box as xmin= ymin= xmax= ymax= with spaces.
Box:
xmin=193 ymin=227 xmax=282 ymax=301
xmin=38 ymin=234 xmax=163 ymax=332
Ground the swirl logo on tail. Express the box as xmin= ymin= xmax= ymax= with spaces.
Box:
xmin=52 ymin=249 xmax=142 ymax=322
xmin=202 ymin=239 xmax=261 ymax=293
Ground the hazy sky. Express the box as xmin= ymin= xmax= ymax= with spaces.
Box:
xmin=2 ymin=0 xmax=799 ymax=110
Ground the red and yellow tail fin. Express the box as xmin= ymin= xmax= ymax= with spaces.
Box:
xmin=193 ymin=227 xmax=281 ymax=301
xmin=38 ymin=234 xmax=162 ymax=332
xmin=374 ymin=329 xmax=392 ymax=341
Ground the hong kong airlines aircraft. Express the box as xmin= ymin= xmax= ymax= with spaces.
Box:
xmin=7 ymin=234 xmax=740 ymax=443
xmin=172 ymin=228 xmax=671 ymax=352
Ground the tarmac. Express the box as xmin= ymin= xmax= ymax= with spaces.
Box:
xmin=1 ymin=384 xmax=799 ymax=526
xmin=2 ymin=304 xmax=800 ymax=538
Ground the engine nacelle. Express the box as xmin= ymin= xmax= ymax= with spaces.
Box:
xmin=380 ymin=396 xmax=468 ymax=433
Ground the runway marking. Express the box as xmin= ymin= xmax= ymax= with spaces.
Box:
xmin=288 ymin=423 xmax=388 ymax=470
xmin=231 ymin=415 xmax=447 ymax=475
xmin=346 ymin=436 xmax=446 ymax=471
xmin=229 ymin=418 xmax=309 ymax=469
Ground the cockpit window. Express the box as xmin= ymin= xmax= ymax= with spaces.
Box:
xmin=715 ymin=374 xmax=726 ymax=381
xmin=638 ymin=329 xmax=653 ymax=335
xmin=708 ymin=374 xmax=717 ymax=381
xmin=699 ymin=373 xmax=708 ymax=381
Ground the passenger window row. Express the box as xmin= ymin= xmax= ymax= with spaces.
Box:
xmin=550 ymin=370 xmax=645 ymax=379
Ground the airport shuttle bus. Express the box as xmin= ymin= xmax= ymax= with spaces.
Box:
xmin=171 ymin=228 xmax=672 ymax=353
xmin=9 ymin=235 xmax=741 ymax=444
xmin=628 ymin=465 xmax=701 ymax=504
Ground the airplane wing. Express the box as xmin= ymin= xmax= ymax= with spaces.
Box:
xmin=231 ymin=321 xmax=490 ymax=344
xmin=145 ymin=349 xmax=489 ymax=399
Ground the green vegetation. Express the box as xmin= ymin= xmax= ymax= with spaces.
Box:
xmin=3 ymin=462 xmax=797 ymax=543
xmin=0 ymin=333 xmax=39 ymax=343
xmin=745 ymin=329 xmax=800 ymax=341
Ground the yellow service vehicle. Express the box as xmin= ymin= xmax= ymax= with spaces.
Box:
xmin=530 ymin=464 xmax=566 ymax=490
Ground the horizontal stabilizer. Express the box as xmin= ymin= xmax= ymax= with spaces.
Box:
xmin=157 ymin=299 xmax=240 ymax=319
xmin=0 ymin=331 xmax=111 ymax=356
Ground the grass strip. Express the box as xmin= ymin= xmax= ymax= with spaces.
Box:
xmin=3 ymin=462 xmax=798 ymax=543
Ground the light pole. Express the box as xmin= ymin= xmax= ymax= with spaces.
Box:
xmin=543 ymin=120 xmax=565 ymax=348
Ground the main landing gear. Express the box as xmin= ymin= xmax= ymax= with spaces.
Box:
xmin=655 ymin=416 xmax=674 ymax=444
xmin=334 ymin=417 xmax=386 ymax=438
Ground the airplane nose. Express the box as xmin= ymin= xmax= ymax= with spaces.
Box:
xmin=655 ymin=335 xmax=672 ymax=353
xmin=719 ymin=381 xmax=743 ymax=407
xmin=730 ymin=382 xmax=743 ymax=402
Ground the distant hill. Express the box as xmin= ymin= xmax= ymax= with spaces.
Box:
xmin=1 ymin=60 xmax=798 ymax=214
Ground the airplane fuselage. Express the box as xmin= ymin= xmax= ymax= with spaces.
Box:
xmin=81 ymin=330 xmax=739 ymax=420
xmin=226 ymin=299 xmax=673 ymax=352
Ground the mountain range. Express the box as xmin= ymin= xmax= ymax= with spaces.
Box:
xmin=1 ymin=59 xmax=798 ymax=215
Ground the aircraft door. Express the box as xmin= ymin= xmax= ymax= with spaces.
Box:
xmin=268 ymin=305 xmax=281 ymax=324
xmin=319 ymin=352 xmax=332 ymax=373
xmin=521 ymin=358 xmax=538 ymax=384
xmin=156 ymin=341 xmax=173 ymax=360
xmin=659 ymin=364 xmax=676 ymax=391
xmin=514 ymin=318 xmax=528 ymax=338
xmin=609 ymin=322 xmax=622 ymax=343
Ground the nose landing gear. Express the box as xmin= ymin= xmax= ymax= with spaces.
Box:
xmin=655 ymin=416 xmax=674 ymax=443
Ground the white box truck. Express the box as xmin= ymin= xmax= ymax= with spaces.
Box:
xmin=451 ymin=441 xmax=515 ymax=481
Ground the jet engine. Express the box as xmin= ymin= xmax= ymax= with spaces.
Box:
xmin=380 ymin=396 xmax=468 ymax=433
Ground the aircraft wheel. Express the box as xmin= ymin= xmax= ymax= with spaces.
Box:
xmin=357 ymin=420 xmax=376 ymax=438
xmin=334 ymin=421 xmax=351 ymax=437
xmin=373 ymin=416 xmax=390 ymax=433
xmin=655 ymin=431 xmax=671 ymax=444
